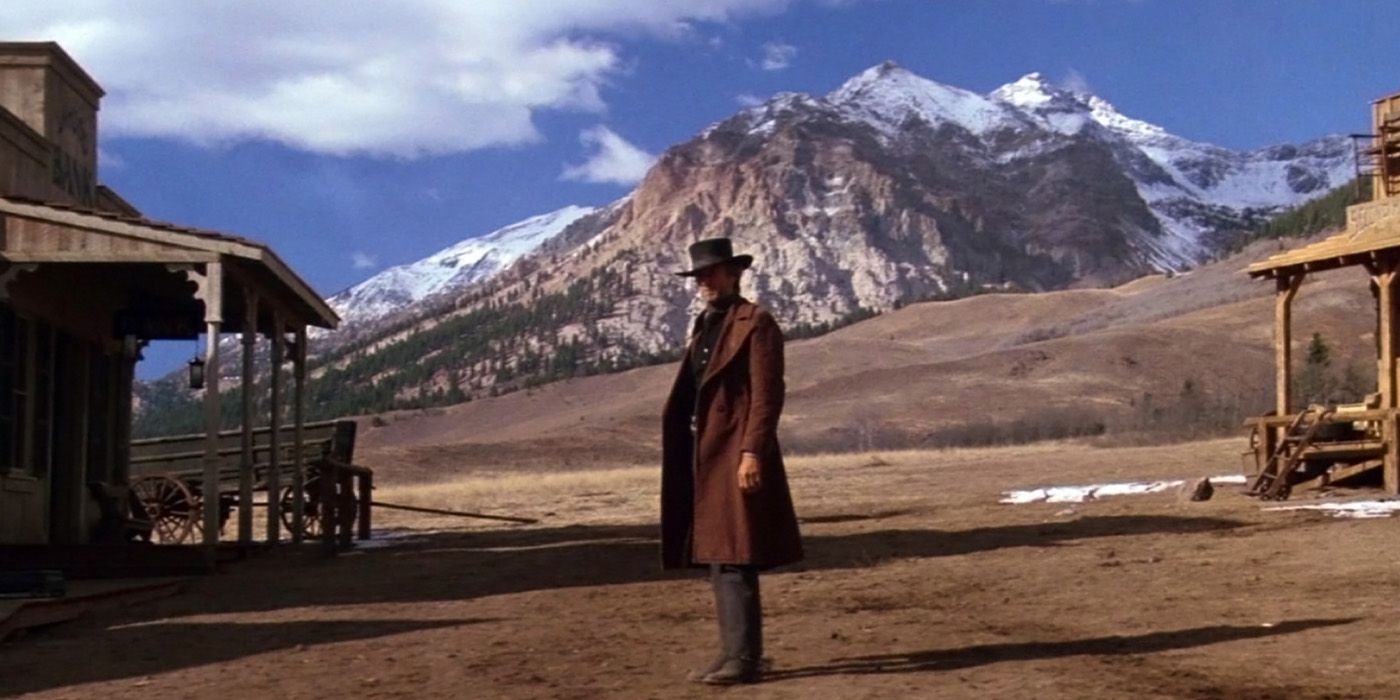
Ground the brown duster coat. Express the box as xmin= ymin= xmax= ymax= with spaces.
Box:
xmin=660 ymin=298 xmax=803 ymax=570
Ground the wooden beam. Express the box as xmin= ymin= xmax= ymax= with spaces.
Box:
xmin=1275 ymin=274 xmax=1303 ymax=418
xmin=1388 ymin=413 xmax=1400 ymax=495
xmin=115 ymin=337 xmax=138 ymax=488
xmin=0 ymin=251 xmax=217 ymax=263
xmin=74 ymin=342 xmax=91 ymax=540
xmin=1377 ymin=262 xmax=1400 ymax=494
xmin=0 ymin=200 xmax=340 ymax=329
xmin=1377 ymin=265 xmax=1398 ymax=411
xmin=238 ymin=290 xmax=257 ymax=545
xmin=291 ymin=325 xmax=307 ymax=544
xmin=1293 ymin=459 xmax=1383 ymax=493
xmin=0 ymin=203 xmax=265 ymax=260
xmin=267 ymin=310 xmax=283 ymax=545
xmin=200 ymin=262 xmax=223 ymax=548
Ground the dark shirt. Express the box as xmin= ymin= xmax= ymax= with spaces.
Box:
xmin=689 ymin=295 xmax=736 ymax=385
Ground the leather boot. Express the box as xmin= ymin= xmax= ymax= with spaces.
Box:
xmin=688 ymin=565 xmax=736 ymax=682
xmin=701 ymin=566 xmax=763 ymax=685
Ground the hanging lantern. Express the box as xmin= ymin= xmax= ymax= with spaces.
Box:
xmin=188 ymin=355 xmax=206 ymax=390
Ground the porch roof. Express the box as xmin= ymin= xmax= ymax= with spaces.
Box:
xmin=1247 ymin=209 xmax=1400 ymax=279
xmin=0 ymin=196 xmax=339 ymax=330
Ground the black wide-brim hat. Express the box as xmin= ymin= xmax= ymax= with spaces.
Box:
xmin=675 ymin=237 xmax=754 ymax=277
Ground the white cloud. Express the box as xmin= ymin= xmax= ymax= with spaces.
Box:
xmin=760 ymin=41 xmax=797 ymax=71
xmin=4 ymin=1 xmax=791 ymax=158
xmin=561 ymin=126 xmax=656 ymax=185
xmin=351 ymin=251 xmax=378 ymax=270
xmin=735 ymin=93 xmax=766 ymax=107
xmin=1060 ymin=68 xmax=1093 ymax=95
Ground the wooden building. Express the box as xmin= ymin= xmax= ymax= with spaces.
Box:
xmin=0 ymin=42 xmax=339 ymax=546
xmin=1243 ymin=90 xmax=1400 ymax=498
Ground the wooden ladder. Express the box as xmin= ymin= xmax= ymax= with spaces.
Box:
xmin=1248 ymin=406 xmax=1337 ymax=500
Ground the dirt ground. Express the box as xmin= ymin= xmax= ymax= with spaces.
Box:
xmin=4 ymin=438 xmax=1399 ymax=699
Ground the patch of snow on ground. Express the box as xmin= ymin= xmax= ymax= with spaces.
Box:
xmin=1000 ymin=475 xmax=1247 ymax=504
xmin=1263 ymin=500 xmax=1400 ymax=519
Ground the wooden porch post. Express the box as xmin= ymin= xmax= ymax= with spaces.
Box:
xmin=1275 ymin=274 xmax=1302 ymax=418
xmin=1374 ymin=262 xmax=1399 ymax=492
xmin=239 ymin=291 xmax=258 ymax=545
xmin=115 ymin=336 xmax=138 ymax=488
xmin=200 ymin=262 xmax=224 ymax=547
xmin=1375 ymin=265 xmax=1398 ymax=410
xmin=267 ymin=311 xmax=284 ymax=544
xmin=291 ymin=324 xmax=307 ymax=543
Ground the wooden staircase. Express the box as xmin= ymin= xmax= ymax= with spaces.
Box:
xmin=1248 ymin=406 xmax=1337 ymax=500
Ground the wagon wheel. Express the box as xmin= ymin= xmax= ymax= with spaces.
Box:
xmin=280 ymin=475 xmax=352 ymax=539
xmin=130 ymin=475 xmax=198 ymax=545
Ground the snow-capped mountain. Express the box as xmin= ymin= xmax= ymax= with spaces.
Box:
xmin=143 ymin=60 xmax=1355 ymax=429
xmin=326 ymin=205 xmax=594 ymax=327
xmin=830 ymin=62 xmax=1027 ymax=137
xmin=987 ymin=70 xmax=1348 ymax=265
xmin=321 ymin=60 xmax=1350 ymax=398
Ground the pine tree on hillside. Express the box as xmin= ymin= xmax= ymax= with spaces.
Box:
xmin=1295 ymin=332 xmax=1335 ymax=406
xmin=1243 ymin=177 xmax=1371 ymax=249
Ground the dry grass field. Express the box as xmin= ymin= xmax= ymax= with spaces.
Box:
xmin=6 ymin=436 xmax=1400 ymax=699
xmin=355 ymin=233 xmax=1375 ymax=481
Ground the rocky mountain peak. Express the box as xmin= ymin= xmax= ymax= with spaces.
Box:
xmin=991 ymin=72 xmax=1079 ymax=109
xmin=829 ymin=61 xmax=1023 ymax=137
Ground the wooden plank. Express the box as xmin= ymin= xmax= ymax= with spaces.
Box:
xmin=291 ymin=325 xmax=306 ymax=544
xmin=0 ymin=251 xmax=217 ymax=263
xmin=338 ymin=469 xmax=353 ymax=549
xmin=1248 ymin=226 xmax=1400 ymax=275
xmin=1245 ymin=408 xmax=1399 ymax=427
xmin=320 ymin=459 xmax=337 ymax=557
xmin=1389 ymin=413 xmax=1400 ymax=495
xmin=1373 ymin=264 xmax=1400 ymax=493
xmin=267 ymin=312 xmax=283 ymax=545
xmin=1300 ymin=441 xmax=1387 ymax=460
xmin=1293 ymin=459 xmax=1383 ymax=493
xmin=358 ymin=472 xmax=372 ymax=540
xmin=0 ymin=201 xmax=262 ymax=259
xmin=1276 ymin=275 xmax=1302 ymax=419
xmin=129 ymin=440 xmax=331 ymax=467
xmin=130 ymin=419 xmax=343 ymax=445
xmin=1326 ymin=459 xmax=1383 ymax=484
xmin=201 ymin=262 xmax=223 ymax=547
xmin=0 ymin=200 xmax=339 ymax=329
xmin=239 ymin=290 xmax=257 ymax=545
xmin=1378 ymin=267 xmax=1398 ymax=411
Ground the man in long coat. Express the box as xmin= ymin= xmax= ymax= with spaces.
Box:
xmin=660 ymin=237 xmax=804 ymax=685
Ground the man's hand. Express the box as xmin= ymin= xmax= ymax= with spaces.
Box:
xmin=738 ymin=451 xmax=762 ymax=493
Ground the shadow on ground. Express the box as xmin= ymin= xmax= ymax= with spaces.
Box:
xmin=0 ymin=513 xmax=1245 ymax=695
xmin=0 ymin=618 xmax=491 ymax=696
xmin=768 ymin=618 xmax=1357 ymax=680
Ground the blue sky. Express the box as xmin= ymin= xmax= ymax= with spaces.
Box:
xmin=7 ymin=0 xmax=1397 ymax=376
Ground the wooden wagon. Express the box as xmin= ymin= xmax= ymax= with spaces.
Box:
xmin=127 ymin=420 xmax=372 ymax=546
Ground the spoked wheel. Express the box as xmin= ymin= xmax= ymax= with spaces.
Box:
xmin=130 ymin=475 xmax=198 ymax=544
xmin=280 ymin=476 xmax=351 ymax=539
